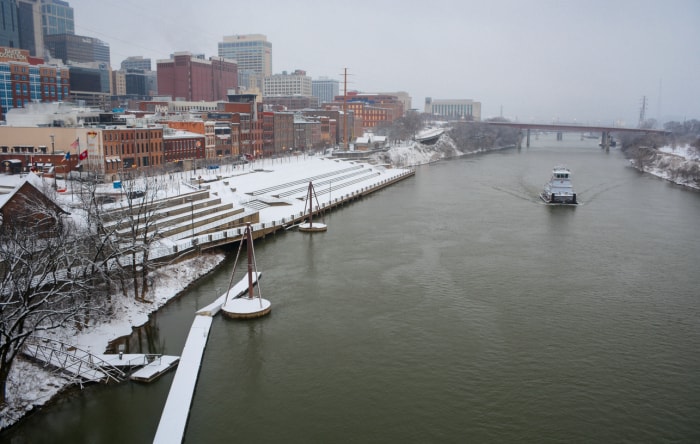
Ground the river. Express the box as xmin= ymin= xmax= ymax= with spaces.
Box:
xmin=3 ymin=133 xmax=700 ymax=443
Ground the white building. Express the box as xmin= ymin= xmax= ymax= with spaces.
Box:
xmin=263 ymin=69 xmax=312 ymax=97
xmin=424 ymin=98 xmax=481 ymax=121
xmin=218 ymin=34 xmax=271 ymax=90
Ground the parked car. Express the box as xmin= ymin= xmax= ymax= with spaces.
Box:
xmin=126 ymin=190 xmax=145 ymax=199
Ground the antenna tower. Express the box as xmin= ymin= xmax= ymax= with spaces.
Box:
xmin=638 ymin=95 xmax=647 ymax=128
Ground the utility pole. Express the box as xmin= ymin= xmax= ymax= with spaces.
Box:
xmin=50 ymin=134 xmax=56 ymax=189
xmin=343 ymin=68 xmax=348 ymax=151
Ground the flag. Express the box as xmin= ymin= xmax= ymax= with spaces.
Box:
xmin=70 ymin=138 xmax=79 ymax=150
xmin=79 ymin=150 xmax=88 ymax=160
xmin=63 ymin=152 xmax=70 ymax=162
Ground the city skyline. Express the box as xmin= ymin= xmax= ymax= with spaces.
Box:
xmin=63 ymin=0 xmax=700 ymax=125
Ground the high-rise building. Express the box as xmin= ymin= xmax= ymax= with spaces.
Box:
xmin=124 ymin=69 xmax=148 ymax=96
xmin=0 ymin=0 xmax=20 ymax=48
xmin=17 ymin=0 xmax=75 ymax=59
xmin=263 ymin=69 xmax=311 ymax=97
xmin=17 ymin=1 xmax=43 ymax=57
xmin=40 ymin=0 xmax=74 ymax=36
xmin=157 ymin=52 xmax=237 ymax=102
xmin=44 ymin=33 xmax=110 ymax=65
xmin=121 ymin=56 xmax=151 ymax=71
xmin=112 ymin=69 xmax=125 ymax=96
xmin=218 ymin=34 xmax=271 ymax=90
xmin=312 ymin=77 xmax=339 ymax=105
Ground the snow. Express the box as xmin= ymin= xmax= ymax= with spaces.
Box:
xmin=130 ymin=356 xmax=180 ymax=382
xmin=221 ymin=296 xmax=272 ymax=315
xmin=633 ymin=144 xmax=700 ymax=190
xmin=657 ymin=144 xmax=700 ymax=161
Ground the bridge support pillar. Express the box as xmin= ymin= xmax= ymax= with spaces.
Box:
xmin=526 ymin=129 xmax=531 ymax=147
xmin=601 ymin=131 xmax=610 ymax=151
xmin=556 ymin=132 xmax=563 ymax=141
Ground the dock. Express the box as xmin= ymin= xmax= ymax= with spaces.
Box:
xmin=130 ymin=356 xmax=180 ymax=382
xmin=153 ymin=315 xmax=213 ymax=444
xmin=153 ymin=273 xmax=255 ymax=444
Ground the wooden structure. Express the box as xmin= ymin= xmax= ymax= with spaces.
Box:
xmin=298 ymin=181 xmax=327 ymax=232
xmin=220 ymin=223 xmax=271 ymax=319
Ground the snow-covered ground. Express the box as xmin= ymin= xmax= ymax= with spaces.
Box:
xmin=632 ymin=144 xmax=700 ymax=190
xmin=368 ymin=135 xmax=464 ymax=166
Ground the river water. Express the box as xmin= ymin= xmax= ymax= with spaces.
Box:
xmin=4 ymin=134 xmax=700 ymax=443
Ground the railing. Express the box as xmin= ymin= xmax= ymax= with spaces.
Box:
xmin=23 ymin=336 xmax=126 ymax=385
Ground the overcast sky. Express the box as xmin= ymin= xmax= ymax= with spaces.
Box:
xmin=69 ymin=0 xmax=699 ymax=126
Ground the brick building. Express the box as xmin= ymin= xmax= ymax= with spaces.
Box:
xmin=156 ymin=52 xmax=237 ymax=102
xmin=328 ymin=92 xmax=404 ymax=130
xmin=0 ymin=47 xmax=70 ymax=120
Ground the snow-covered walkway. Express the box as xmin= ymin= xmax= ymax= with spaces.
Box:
xmin=152 ymin=314 xmax=212 ymax=444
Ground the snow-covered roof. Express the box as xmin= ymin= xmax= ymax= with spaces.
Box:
xmin=0 ymin=172 xmax=49 ymax=210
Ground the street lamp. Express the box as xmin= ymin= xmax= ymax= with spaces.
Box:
xmin=186 ymin=198 xmax=195 ymax=241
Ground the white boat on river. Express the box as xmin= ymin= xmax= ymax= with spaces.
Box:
xmin=540 ymin=166 xmax=578 ymax=205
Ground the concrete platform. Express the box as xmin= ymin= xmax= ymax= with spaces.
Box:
xmin=130 ymin=356 xmax=180 ymax=382
xmin=221 ymin=297 xmax=272 ymax=319
xmin=298 ymin=222 xmax=328 ymax=232
xmin=196 ymin=272 xmax=261 ymax=316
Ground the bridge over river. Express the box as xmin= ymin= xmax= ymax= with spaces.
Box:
xmin=487 ymin=121 xmax=670 ymax=149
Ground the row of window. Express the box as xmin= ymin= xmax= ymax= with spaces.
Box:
xmin=103 ymin=131 xmax=162 ymax=142
xmin=105 ymin=142 xmax=163 ymax=156
xmin=1 ymin=146 xmax=48 ymax=154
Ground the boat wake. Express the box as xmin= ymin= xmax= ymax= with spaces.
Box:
xmin=577 ymin=179 xmax=627 ymax=204
xmin=489 ymin=185 xmax=539 ymax=203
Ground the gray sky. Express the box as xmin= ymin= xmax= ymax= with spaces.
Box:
xmin=70 ymin=0 xmax=699 ymax=126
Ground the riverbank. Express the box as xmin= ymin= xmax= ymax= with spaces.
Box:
xmin=628 ymin=143 xmax=700 ymax=190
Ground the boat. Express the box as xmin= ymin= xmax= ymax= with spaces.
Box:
xmin=540 ymin=166 xmax=578 ymax=205
xmin=220 ymin=223 xmax=271 ymax=319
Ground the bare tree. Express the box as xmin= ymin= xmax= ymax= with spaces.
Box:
xmin=449 ymin=120 xmax=519 ymax=152
xmin=75 ymin=179 xmax=131 ymax=301
xmin=0 ymin=193 xmax=103 ymax=407
xmin=116 ymin=175 xmax=167 ymax=302
xmin=375 ymin=110 xmax=424 ymax=142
